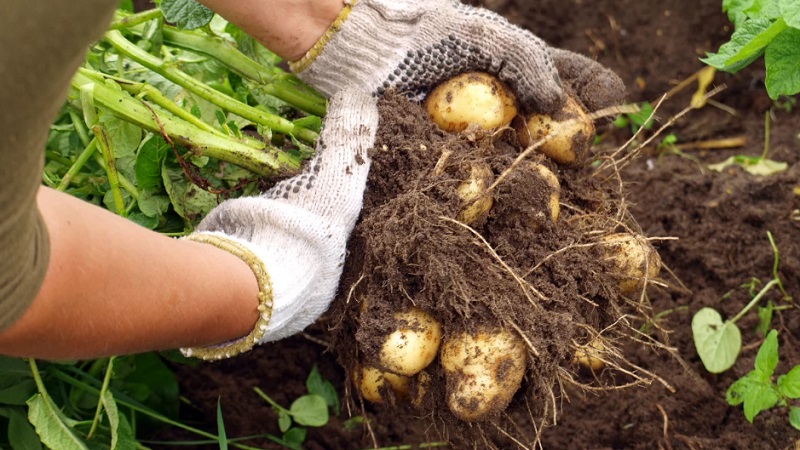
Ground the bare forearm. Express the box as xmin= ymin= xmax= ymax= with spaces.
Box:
xmin=197 ymin=0 xmax=345 ymax=61
xmin=0 ymin=187 xmax=259 ymax=360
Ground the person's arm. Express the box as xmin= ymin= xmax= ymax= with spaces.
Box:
xmin=197 ymin=0 xmax=345 ymax=61
xmin=0 ymin=187 xmax=258 ymax=360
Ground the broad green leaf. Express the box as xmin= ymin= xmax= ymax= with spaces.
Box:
xmin=27 ymin=394 xmax=87 ymax=450
xmin=162 ymin=158 xmax=219 ymax=223
xmin=0 ymin=357 xmax=32 ymax=378
xmin=128 ymin=212 xmax=160 ymax=230
xmin=8 ymin=408 xmax=43 ymax=450
xmin=137 ymin=189 xmax=170 ymax=219
xmin=306 ymin=366 xmax=339 ymax=414
xmin=278 ymin=410 xmax=292 ymax=433
xmin=102 ymin=391 xmax=136 ymax=450
xmin=756 ymin=301 xmax=774 ymax=336
xmin=111 ymin=353 xmax=180 ymax=419
xmin=765 ymin=28 xmax=800 ymax=98
xmin=742 ymin=382 xmax=780 ymax=422
xmin=725 ymin=18 xmax=787 ymax=67
xmin=692 ymin=307 xmax=742 ymax=373
xmin=161 ymin=0 xmax=214 ymax=30
xmin=135 ymin=135 xmax=171 ymax=190
xmin=755 ymin=330 xmax=779 ymax=378
xmin=780 ymin=0 xmax=800 ymax=28
xmin=790 ymin=406 xmax=800 ymax=431
xmin=289 ymin=395 xmax=329 ymax=427
xmin=727 ymin=373 xmax=759 ymax=405
xmin=282 ymin=427 xmax=307 ymax=450
xmin=216 ymin=399 xmax=228 ymax=450
xmin=702 ymin=18 xmax=773 ymax=72
xmin=0 ymin=380 xmax=36 ymax=406
xmin=98 ymin=113 xmax=142 ymax=159
xmin=745 ymin=0 xmax=782 ymax=20
xmin=724 ymin=0 xmax=756 ymax=26
xmin=708 ymin=155 xmax=789 ymax=176
xmin=778 ymin=366 xmax=800 ymax=398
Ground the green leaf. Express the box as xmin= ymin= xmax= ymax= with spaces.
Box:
xmin=282 ymin=427 xmax=307 ymax=450
xmin=778 ymin=366 xmax=800 ymax=398
xmin=0 ymin=357 xmax=32 ymax=378
xmin=725 ymin=18 xmax=787 ymax=67
xmin=27 ymin=394 xmax=87 ymax=450
xmin=692 ymin=307 xmax=742 ymax=373
xmin=342 ymin=415 xmax=366 ymax=431
xmin=727 ymin=372 xmax=761 ymax=405
xmin=102 ymin=391 xmax=136 ymax=450
xmin=306 ymin=366 xmax=339 ymax=413
xmin=765 ymin=28 xmax=800 ymax=98
xmin=742 ymin=382 xmax=780 ymax=422
xmin=278 ymin=410 xmax=292 ymax=433
xmin=780 ymin=0 xmax=800 ymax=28
xmin=724 ymin=0 xmax=756 ymax=26
xmin=127 ymin=212 xmax=160 ymax=230
xmin=789 ymin=406 xmax=800 ymax=431
xmin=745 ymin=0 xmax=782 ymax=20
xmin=137 ymin=189 xmax=171 ymax=219
xmin=135 ymin=135 xmax=171 ymax=191
xmin=162 ymin=157 xmax=219 ymax=223
xmin=756 ymin=301 xmax=774 ymax=336
xmin=161 ymin=0 xmax=214 ymax=30
xmin=702 ymin=18 xmax=773 ymax=72
xmin=111 ymin=353 xmax=180 ymax=419
xmin=98 ymin=113 xmax=142 ymax=159
xmin=216 ymin=399 xmax=228 ymax=450
xmin=289 ymin=395 xmax=329 ymax=427
xmin=0 ymin=380 xmax=36 ymax=406
xmin=708 ymin=155 xmax=789 ymax=176
xmin=8 ymin=408 xmax=43 ymax=450
xmin=754 ymin=329 xmax=779 ymax=378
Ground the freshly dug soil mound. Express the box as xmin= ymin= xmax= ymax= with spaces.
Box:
xmin=327 ymin=92 xmax=665 ymax=446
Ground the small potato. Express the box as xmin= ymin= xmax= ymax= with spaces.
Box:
xmin=528 ymin=162 xmax=560 ymax=224
xmin=439 ymin=327 xmax=527 ymax=421
xmin=357 ymin=365 xmax=411 ymax=404
xmin=600 ymin=233 xmax=662 ymax=295
xmin=379 ymin=307 xmax=443 ymax=376
xmin=457 ymin=162 xmax=495 ymax=225
xmin=516 ymin=96 xmax=595 ymax=165
xmin=425 ymin=72 xmax=518 ymax=133
xmin=573 ymin=339 xmax=606 ymax=372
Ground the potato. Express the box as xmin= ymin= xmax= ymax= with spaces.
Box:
xmin=439 ymin=327 xmax=527 ymax=421
xmin=600 ymin=233 xmax=662 ymax=295
xmin=515 ymin=96 xmax=594 ymax=165
xmin=357 ymin=365 xmax=411 ymax=404
xmin=529 ymin=162 xmax=560 ymax=224
xmin=425 ymin=72 xmax=518 ymax=133
xmin=456 ymin=162 xmax=495 ymax=225
xmin=379 ymin=307 xmax=443 ymax=376
xmin=573 ymin=339 xmax=606 ymax=372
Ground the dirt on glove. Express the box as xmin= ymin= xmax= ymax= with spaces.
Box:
xmin=328 ymin=92 xmax=664 ymax=447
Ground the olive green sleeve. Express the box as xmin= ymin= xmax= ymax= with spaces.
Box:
xmin=0 ymin=0 xmax=117 ymax=331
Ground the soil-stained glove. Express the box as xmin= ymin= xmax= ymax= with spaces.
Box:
xmin=181 ymin=89 xmax=378 ymax=360
xmin=290 ymin=0 xmax=625 ymax=113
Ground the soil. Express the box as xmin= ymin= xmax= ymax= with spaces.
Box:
xmin=153 ymin=0 xmax=800 ymax=448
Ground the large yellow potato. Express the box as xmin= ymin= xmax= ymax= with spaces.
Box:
xmin=600 ymin=233 xmax=662 ymax=295
xmin=516 ymin=96 xmax=595 ymax=165
xmin=379 ymin=307 xmax=443 ymax=376
xmin=357 ymin=365 xmax=411 ymax=404
xmin=425 ymin=72 xmax=518 ymax=133
xmin=439 ymin=327 xmax=527 ymax=421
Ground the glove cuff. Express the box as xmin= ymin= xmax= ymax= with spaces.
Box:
xmin=288 ymin=0 xmax=357 ymax=74
xmin=180 ymin=233 xmax=274 ymax=360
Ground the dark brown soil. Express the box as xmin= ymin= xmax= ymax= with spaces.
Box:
xmin=156 ymin=0 xmax=800 ymax=448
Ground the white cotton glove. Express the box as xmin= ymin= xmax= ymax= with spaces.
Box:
xmin=182 ymin=89 xmax=377 ymax=360
xmin=291 ymin=0 xmax=625 ymax=113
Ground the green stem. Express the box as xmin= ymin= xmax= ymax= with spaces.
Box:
xmin=762 ymin=110 xmax=771 ymax=160
xmin=88 ymin=357 xmax=115 ymax=439
xmin=57 ymin=139 xmax=98 ymax=192
xmin=70 ymin=70 xmax=302 ymax=177
xmin=767 ymin=231 xmax=790 ymax=300
xmin=103 ymin=30 xmax=318 ymax=144
xmin=69 ymin=109 xmax=92 ymax=146
xmin=252 ymin=387 xmax=288 ymax=414
xmin=730 ymin=279 xmax=779 ymax=325
xmin=93 ymin=124 xmax=127 ymax=217
xmin=28 ymin=359 xmax=47 ymax=394
xmin=159 ymin=27 xmax=327 ymax=116
xmin=92 ymin=152 xmax=139 ymax=201
xmin=110 ymin=9 xmax=163 ymax=29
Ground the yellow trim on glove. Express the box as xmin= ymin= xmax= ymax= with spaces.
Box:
xmin=181 ymin=233 xmax=273 ymax=361
xmin=288 ymin=0 xmax=357 ymax=73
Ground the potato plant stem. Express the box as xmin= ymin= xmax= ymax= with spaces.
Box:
xmin=730 ymin=279 xmax=779 ymax=325
xmin=70 ymin=71 xmax=302 ymax=177
xmin=109 ymin=9 xmax=163 ymax=30
xmin=93 ymin=124 xmax=127 ymax=217
xmin=87 ymin=357 xmax=115 ymax=439
xmin=56 ymin=138 xmax=98 ymax=192
xmin=104 ymin=30 xmax=318 ymax=145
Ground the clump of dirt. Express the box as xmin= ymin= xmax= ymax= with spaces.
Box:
xmin=328 ymin=92 xmax=666 ymax=446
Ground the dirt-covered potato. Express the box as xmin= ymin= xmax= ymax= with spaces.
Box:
xmin=515 ymin=96 xmax=595 ymax=165
xmin=379 ymin=307 xmax=443 ymax=376
xmin=573 ymin=339 xmax=606 ymax=372
xmin=425 ymin=72 xmax=518 ymax=133
xmin=439 ymin=327 xmax=527 ymax=421
xmin=600 ymin=233 xmax=662 ymax=295
xmin=456 ymin=162 xmax=495 ymax=225
xmin=357 ymin=365 xmax=411 ymax=404
xmin=529 ymin=162 xmax=560 ymax=224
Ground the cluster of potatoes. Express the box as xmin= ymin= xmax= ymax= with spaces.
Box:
xmin=355 ymin=73 xmax=661 ymax=422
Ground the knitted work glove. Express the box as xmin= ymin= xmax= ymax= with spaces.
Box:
xmin=291 ymin=0 xmax=625 ymax=113
xmin=182 ymin=89 xmax=378 ymax=360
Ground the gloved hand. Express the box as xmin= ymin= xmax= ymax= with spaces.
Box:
xmin=182 ymin=0 xmax=625 ymax=360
